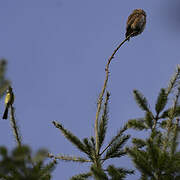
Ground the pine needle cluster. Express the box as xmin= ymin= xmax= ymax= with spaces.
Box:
xmin=0 ymin=146 xmax=56 ymax=180
xmin=127 ymin=65 xmax=180 ymax=180
xmin=51 ymin=92 xmax=133 ymax=180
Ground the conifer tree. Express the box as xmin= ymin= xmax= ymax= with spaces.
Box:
xmin=0 ymin=59 xmax=56 ymax=180
xmin=0 ymin=146 xmax=56 ymax=180
xmin=49 ymin=9 xmax=147 ymax=179
xmin=1 ymin=8 xmax=179 ymax=180
xmin=127 ymin=65 xmax=180 ymax=180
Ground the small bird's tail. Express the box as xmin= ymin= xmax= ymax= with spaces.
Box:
xmin=125 ymin=31 xmax=131 ymax=41
xmin=3 ymin=106 xmax=9 ymax=120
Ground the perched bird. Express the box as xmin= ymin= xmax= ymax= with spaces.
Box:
xmin=3 ymin=86 xmax=14 ymax=120
xmin=125 ymin=9 xmax=146 ymax=40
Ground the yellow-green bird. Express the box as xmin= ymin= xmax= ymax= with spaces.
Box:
xmin=3 ymin=86 xmax=14 ymax=120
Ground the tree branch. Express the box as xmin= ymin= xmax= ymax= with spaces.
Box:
xmin=10 ymin=105 xmax=22 ymax=147
xmin=95 ymin=34 xmax=132 ymax=155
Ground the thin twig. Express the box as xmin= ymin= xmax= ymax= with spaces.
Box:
xmin=10 ymin=105 xmax=22 ymax=147
xmin=152 ymin=115 xmax=158 ymax=131
xmin=163 ymin=88 xmax=180 ymax=151
xmin=100 ymin=141 xmax=113 ymax=157
xmin=48 ymin=153 xmax=92 ymax=163
xmin=95 ymin=34 xmax=132 ymax=155
xmin=170 ymin=117 xmax=179 ymax=155
xmin=100 ymin=125 xmax=127 ymax=156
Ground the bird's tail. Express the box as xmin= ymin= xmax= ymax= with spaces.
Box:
xmin=3 ymin=106 xmax=9 ymax=120
xmin=125 ymin=32 xmax=131 ymax=41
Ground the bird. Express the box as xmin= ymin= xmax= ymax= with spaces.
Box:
xmin=2 ymin=86 xmax=14 ymax=120
xmin=125 ymin=9 xmax=146 ymax=40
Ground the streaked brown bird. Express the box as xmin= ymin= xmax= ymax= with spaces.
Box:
xmin=126 ymin=9 xmax=146 ymax=40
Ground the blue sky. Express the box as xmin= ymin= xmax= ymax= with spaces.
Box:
xmin=0 ymin=0 xmax=180 ymax=179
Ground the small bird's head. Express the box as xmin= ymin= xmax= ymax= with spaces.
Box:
xmin=7 ymin=86 xmax=12 ymax=93
xmin=132 ymin=9 xmax=146 ymax=17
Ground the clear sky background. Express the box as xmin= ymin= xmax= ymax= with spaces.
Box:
xmin=0 ymin=0 xmax=180 ymax=179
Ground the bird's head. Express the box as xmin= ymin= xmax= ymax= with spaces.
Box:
xmin=7 ymin=86 xmax=12 ymax=93
xmin=133 ymin=9 xmax=146 ymax=17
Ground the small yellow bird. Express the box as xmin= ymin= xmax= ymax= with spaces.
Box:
xmin=3 ymin=86 xmax=14 ymax=120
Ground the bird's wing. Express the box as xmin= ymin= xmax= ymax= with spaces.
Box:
xmin=126 ymin=13 xmax=139 ymax=37
xmin=5 ymin=93 xmax=11 ymax=105
xmin=126 ymin=13 xmax=139 ymax=30
xmin=132 ymin=14 xmax=146 ymax=31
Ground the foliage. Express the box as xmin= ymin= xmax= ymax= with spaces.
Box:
xmin=0 ymin=146 xmax=56 ymax=180
xmin=127 ymin=65 xmax=180 ymax=179
xmin=51 ymin=92 xmax=132 ymax=179
xmin=0 ymin=59 xmax=56 ymax=180
xmin=1 ymin=9 xmax=180 ymax=180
